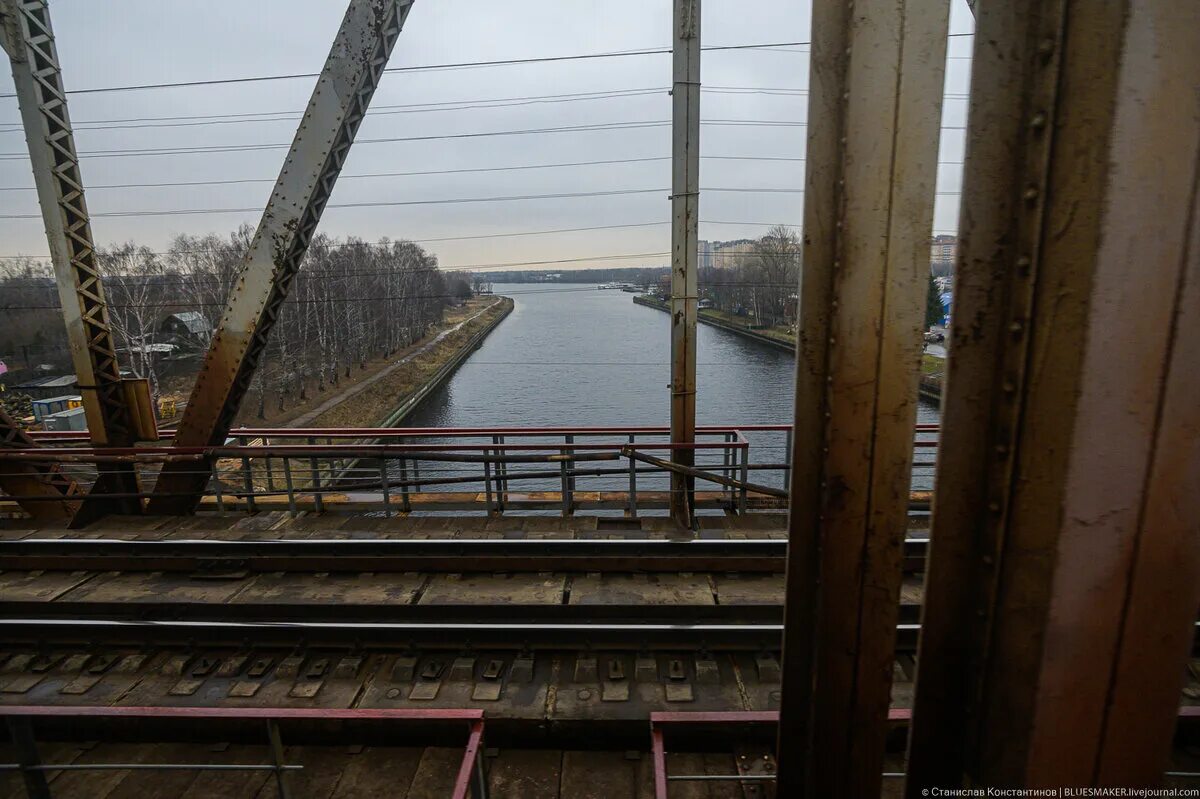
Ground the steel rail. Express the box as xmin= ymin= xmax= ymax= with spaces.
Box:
xmin=0 ymin=537 xmax=931 ymax=573
xmin=10 ymin=617 xmax=1197 ymax=653
xmin=0 ymin=617 xmax=804 ymax=650
xmin=0 ymin=601 xmax=821 ymax=625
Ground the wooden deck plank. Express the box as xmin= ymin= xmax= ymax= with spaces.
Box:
xmin=0 ymin=741 xmax=86 ymax=799
xmin=327 ymin=746 xmax=424 ymax=798
xmin=0 ymin=570 xmax=95 ymax=602
xmin=228 ymin=572 xmax=423 ymax=605
xmin=56 ymin=572 xmax=248 ymax=604
xmin=487 ymin=749 xmax=562 ymax=798
xmin=559 ymin=750 xmax=640 ymax=799
xmin=46 ymin=742 xmax=158 ymax=799
xmin=406 ymin=747 xmax=467 ymax=799
xmin=419 ymin=574 xmax=566 ymax=605
xmin=177 ymin=745 xmax=272 ymax=799
xmin=711 ymin=574 xmax=783 ymax=605
xmin=102 ymin=742 xmax=210 ymax=799
xmin=569 ymin=574 xmax=715 ymax=606
xmin=251 ymin=745 xmax=348 ymax=799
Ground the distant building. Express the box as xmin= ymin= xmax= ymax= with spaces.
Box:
xmin=931 ymin=234 xmax=957 ymax=277
xmin=711 ymin=239 xmax=756 ymax=269
xmin=12 ymin=374 xmax=78 ymax=399
xmin=698 ymin=240 xmax=713 ymax=270
xmin=160 ymin=311 xmax=212 ymax=348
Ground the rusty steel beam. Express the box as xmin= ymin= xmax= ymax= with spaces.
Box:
xmin=668 ymin=0 xmax=700 ymax=529
xmin=907 ymin=0 xmax=1200 ymax=791
xmin=775 ymin=0 xmax=948 ymax=795
xmin=0 ymin=0 xmax=140 ymax=519
xmin=147 ymin=0 xmax=414 ymax=514
xmin=0 ymin=406 xmax=80 ymax=521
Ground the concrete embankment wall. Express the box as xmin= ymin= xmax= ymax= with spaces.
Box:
xmin=633 ymin=295 xmax=795 ymax=353
xmin=377 ymin=297 xmax=513 ymax=427
xmin=331 ymin=298 xmax=512 ymax=485
xmin=633 ymin=294 xmax=944 ymax=402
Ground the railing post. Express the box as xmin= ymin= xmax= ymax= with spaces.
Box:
xmin=266 ymin=719 xmax=292 ymax=799
xmin=559 ymin=451 xmax=570 ymax=518
xmin=264 ymin=436 xmax=276 ymax=492
xmin=738 ymin=443 xmax=748 ymax=516
xmin=483 ymin=452 xmax=495 ymax=517
xmin=399 ymin=458 xmax=411 ymax=513
xmin=307 ymin=437 xmax=323 ymax=514
xmin=472 ymin=723 xmax=489 ymax=799
xmin=565 ymin=434 xmax=576 ymax=503
xmin=627 ymin=433 xmax=638 ymax=518
xmin=240 ymin=436 xmax=256 ymax=514
xmin=212 ymin=459 xmax=225 ymax=513
xmin=6 ymin=717 xmax=50 ymax=799
xmin=784 ymin=427 xmax=793 ymax=487
xmin=723 ymin=432 xmax=734 ymax=508
xmin=282 ymin=455 xmax=297 ymax=517
xmin=379 ymin=460 xmax=392 ymax=516
xmin=494 ymin=434 xmax=507 ymax=512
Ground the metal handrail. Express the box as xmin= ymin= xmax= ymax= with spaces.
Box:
xmin=2 ymin=424 xmax=938 ymax=519
xmin=0 ymin=706 xmax=488 ymax=799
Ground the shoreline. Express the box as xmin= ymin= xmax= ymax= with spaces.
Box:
xmin=632 ymin=294 xmax=945 ymax=403
xmin=632 ymin=295 xmax=795 ymax=353
xmin=378 ymin=296 xmax=513 ymax=427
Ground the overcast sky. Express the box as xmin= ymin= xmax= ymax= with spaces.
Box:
xmin=0 ymin=0 xmax=974 ymax=272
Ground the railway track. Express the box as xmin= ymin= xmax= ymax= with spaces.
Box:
xmin=0 ymin=536 xmax=928 ymax=573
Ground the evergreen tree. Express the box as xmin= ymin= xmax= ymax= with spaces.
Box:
xmin=925 ymin=273 xmax=943 ymax=329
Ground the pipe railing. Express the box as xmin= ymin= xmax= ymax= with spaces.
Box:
xmin=1 ymin=424 xmax=938 ymax=518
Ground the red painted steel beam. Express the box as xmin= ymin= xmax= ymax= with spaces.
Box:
xmin=0 ymin=705 xmax=484 ymax=721
xmin=452 ymin=720 xmax=486 ymax=799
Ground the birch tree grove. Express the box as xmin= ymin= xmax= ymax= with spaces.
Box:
xmin=0 ymin=229 xmax=452 ymax=419
xmin=701 ymin=225 xmax=801 ymax=328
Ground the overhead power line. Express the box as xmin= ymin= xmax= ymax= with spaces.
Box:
xmin=0 ymin=154 xmax=819 ymax=193
xmin=0 ymin=83 xmax=970 ymax=133
xmin=0 ymin=118 xmax=963 ymax=162
xmin=1 ymin=280 xmax=815 ymax=312
xmin=0 ymin=219 xmax=969 ymax=262
xmin=0 ymin=33 xmax=973 ymax=99
xmin=0 ymin=85 xmax=818 ymax=133
xmin=0 ymin=184 xmax=962 ymax=221
xmin=0 ymin=119 xmax=817 ymax=162
xmin=0 ymin=42 xmax=816 ymax=99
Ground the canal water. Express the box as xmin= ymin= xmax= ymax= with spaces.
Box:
xmin=399 ymin=284 xmax=939 ymax=497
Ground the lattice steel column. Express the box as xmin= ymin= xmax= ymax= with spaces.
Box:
xmin=149 ymin=0 xmax=414 ymax=514
xmin=907 ymin=0 xmax=1200 ymax=790
xmin=775 ymin=0 xmax=948 ymax=795
xmin=668 ymin=0 xmax=700 ymax=528
xmin=0 ymin=406 xmax=80 ymax=521
xmin=0 ymin=0 xmax=140 ymax=516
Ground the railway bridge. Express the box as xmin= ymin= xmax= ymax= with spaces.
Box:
xmin=0 ymin=0 xmax=1197 ymax=797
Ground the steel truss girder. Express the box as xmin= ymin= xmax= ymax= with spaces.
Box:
xmin=0 ymin=0 xmax=140 ymax=518
xmin=148 ymin=0 xmax=414 ymax=514
xmin=775 ymin=0 xmax=949 ymax=795
xmin=0 ymin=406 xmax=80 ymax=521
xmin=907 ymin=0 xmax=1200 ymax=790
